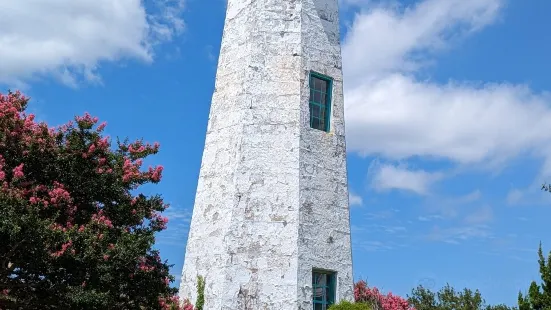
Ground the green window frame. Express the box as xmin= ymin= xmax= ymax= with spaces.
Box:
xmin=312 ymin=269 xmax=336 ymax=310
xmin=309 ymin=71 xmax=333 ymax=132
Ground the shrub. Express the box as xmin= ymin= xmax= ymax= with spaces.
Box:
xmin=196 ymin=275 xmax=205 ymax=310
xmin=329 ymin=300 xmax=372 ymax=310
xmin=355 ymin=281 xmax=414 ymax=310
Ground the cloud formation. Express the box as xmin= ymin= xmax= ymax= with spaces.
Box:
xmin=0 ymin=0 xmax=185 ymax=86
xmin=349 ymin=191 xmax=364 ymax=206
xmin=341 ymin=0 xmax=551 ymax=185
xmin=369 ymin=162 xmax=443 ymax=195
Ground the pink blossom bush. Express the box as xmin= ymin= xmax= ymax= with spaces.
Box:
xmin=354 ymin=280 xmax=415 ymax=310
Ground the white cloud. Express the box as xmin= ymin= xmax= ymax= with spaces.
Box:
xmin=349 ymin=191 xmax=364 ymax=206
xmin=418 ymin=189 xmax=482 ymax=219
xmin=506 ymin=188 xmax=524 ymax=205
xmin=365 ymin=209 xmax=398 ymax=220
xmin=158 ymin=204 xmax=192 ymax=245
xmin=343 ymin=0 xmax=502 ymax=85
xmin=464 ymin=204 xmax=494 ymax=224
xmin=0 ymin=0 xmax=185 ymax=86
xmin=458 ymin=190 xmax=482 ymax=203
xmin=369 ymin=162 xmax=443 ymax=195
xmin=418 ymin=215 xmax=443 ymax=222
xmin=426 ymin=224 xmax=493 ymax=244
xmin=353 ymin=240 xmax=404 ymax=252
xmin=342 ymin=0 xmax=551 ymax=178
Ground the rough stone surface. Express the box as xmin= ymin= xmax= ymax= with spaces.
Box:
xmin=179 ymin=0 xmax=353 ymax=309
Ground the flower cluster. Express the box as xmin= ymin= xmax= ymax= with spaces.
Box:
xmin=50 ymin=240 xmax=73 ymax=258
xmin=0 ymin=91 xmax=175 ymax=308
xmin=354 ymin=281 xmax=414 ymax=310
xmin=158 ymin=295 xmax=194 ymax=310
xmin=91 ymin=210 xmax=114 ymax=229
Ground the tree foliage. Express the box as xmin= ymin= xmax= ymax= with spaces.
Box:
xmin=0 ymin=91 xmax=179 ymax=309
xmin=518 ymin=243 xmax=551 ymax=310
xmin=408 ymin=284 xmax=514 ymax=310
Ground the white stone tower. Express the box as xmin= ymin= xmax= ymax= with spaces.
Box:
xmin=179 ymin=0 xmax=353 ymax=309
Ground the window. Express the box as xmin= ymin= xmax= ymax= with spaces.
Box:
xmin=309 ymin=72 xmax=333 ymax=132
xmin=312 ymin=269 xmax=336 ymax=310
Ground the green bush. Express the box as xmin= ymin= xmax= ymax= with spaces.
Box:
xmin=329 ymin=300 xmax=371 ymax=310
xmin=196 ymin=275 xmax=205 ymax=310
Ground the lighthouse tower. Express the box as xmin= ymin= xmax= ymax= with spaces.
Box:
xmin=179 ymin=0 xmax=353 ymax=309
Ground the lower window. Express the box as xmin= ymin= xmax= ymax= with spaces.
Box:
xmin=312 ymin=269 xmax=336 ymax=310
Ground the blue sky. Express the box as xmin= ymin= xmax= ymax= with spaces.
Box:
xmin=2 ymin=0 xmax=551 ymax=306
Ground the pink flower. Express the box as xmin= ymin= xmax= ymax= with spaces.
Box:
xmin=91 ymin=212 xmax=114 ymax=229
xmin=129 ymin=144 xmax=146 ymax=154
xmin=97 ymin=137 xmax=109 ymax=149
xmin=149 ymin=165 xmax=164 ymax=182
xmin=75 ymin=112 xmax=97 ymax=127
xmin=182 ymin=298 xmax=194 ymax=310
xmin=103 ymin=254 xmax=110 ymax=261
xmin=97 ymin=121 xmax=107 ymax=131
xmin=354 ymin=281 xmax=414 ymax=310
xmin=13 ymin=163 xmax=24 ymax=179
xmin=48 ymin=182 xmax=72 ymax=206
xmin=122 ymin=158 xmax=141 ymax=182
xmin=51 ymin=240 xmax=73 ymax=258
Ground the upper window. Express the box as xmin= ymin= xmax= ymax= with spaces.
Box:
xmin=312 ymin=269 xmax=336 ymax=310
xmin=309 ymin=72 xmax=333 ymax=132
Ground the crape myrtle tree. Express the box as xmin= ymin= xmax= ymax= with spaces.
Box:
xmin=0 ymin=91 xmax=188 ymax=309
xmin=354 ymin=280 xmax=414 ymax=310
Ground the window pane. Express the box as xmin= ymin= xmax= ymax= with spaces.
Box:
xmin=315 ymin=273 xmax=326 ymax=285
xmin=326 ymin=286 xmax=333 ymax=303
xmin=311 ymin=118 xmax=320 ymax=130
xmin=314 ymin=303 xmax=324 ymax=310
xmin=314 ymin=78 xmax=321 ymax=91
xmin=311 ymin=104 xmax=320 ymax=118
xmin=315 ymin=78 xmax=327 ymax=91
xmin=309 ymin=73 xmax=332 ymax=132
xmin=313 ymin=91 xmax=321 ymax=103
xmin=318 ymin=119 xmax=326 ymax=131
xmin=313 ymin=287 xmax=325 ymax=301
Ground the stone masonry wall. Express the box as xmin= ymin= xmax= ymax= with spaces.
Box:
xmin=297 ymin=0 xmax=354 ymax=308
xmin=180 ymin=0 xmax=353 ymax=309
